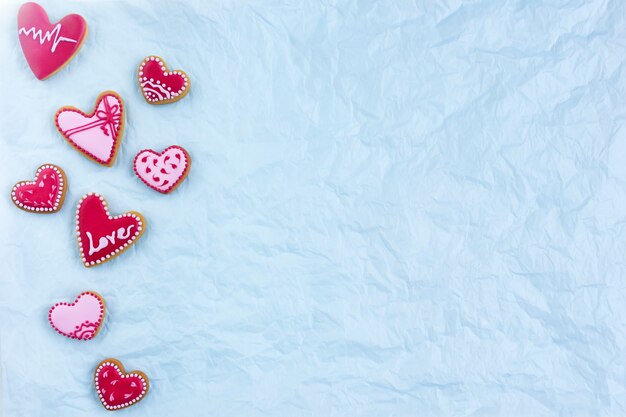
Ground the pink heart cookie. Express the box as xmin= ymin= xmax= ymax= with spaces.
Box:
xmin=17 ymin=2 xmax=88 ymax=80
xmin=55 ymin=91 xmax=125 ymax=166
xmin=133 ymin=145 xmax=191 ymax=193
xmin=48 ymin=291 xmax=105 ymax=340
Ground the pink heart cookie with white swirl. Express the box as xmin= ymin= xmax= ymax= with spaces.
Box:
xmin=133 ymin=145 xmax=191 ymax=194
xmin=48 ymin=291 xmax=105 ymax=340
xmin=55 ymin=91 xmax=125 ymax=166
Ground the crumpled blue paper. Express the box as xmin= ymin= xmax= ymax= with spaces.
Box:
xmin=1 ymin=0 xmax=626 ymax=416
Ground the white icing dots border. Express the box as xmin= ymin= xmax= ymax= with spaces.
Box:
xmin=95 ymin=361 xmax=148 ymax=410
xmin=76 ymin=192 xmax=144 ymax=267
xmin=11 ymin=164 xmax=64 ymax=212
xmin=138 ymin=56 xmax=189 ymax=103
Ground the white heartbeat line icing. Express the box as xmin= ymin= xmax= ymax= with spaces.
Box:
xmin=18 ymin=24 xmax=77 ymax=53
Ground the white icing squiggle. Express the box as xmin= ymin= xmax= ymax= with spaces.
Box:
xmin=141 ymin=81 xmax=171 ymax=100
xmin=18 ymin=24 xmax=77 ymax=53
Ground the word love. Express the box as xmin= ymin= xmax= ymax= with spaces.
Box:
xmin=55 ymin=91 xmax=125 ymax=166
xmin=17 ymin=2 xmax=87 ymax=80
xmin=76 ymin=193 xmax=145 ymax=267
xmin=86 ymin=225 xmax=136 ymax=256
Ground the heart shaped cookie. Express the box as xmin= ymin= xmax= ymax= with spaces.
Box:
xmin=95 ymin=358 xmax=149 ymax=410
xmin=76 ymin=193 xmax=145 ymax=267
xmin=11 ymin=164 xmax=67 ymax=213
xmin=138 ymin=55 xmax=190 ymax=104
xmin=17 ymin=2 xmax=87 ymax=80
xmin=133 ymin=145 xmax=191 ymax=193
xmin=55 ymin=91 xmax=125 ymax=166
xmin=49 ymin=291 xmax=105 ymax=340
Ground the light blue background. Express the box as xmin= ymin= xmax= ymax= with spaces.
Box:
xmin=1 ymin=0 xmax=626 ymax=416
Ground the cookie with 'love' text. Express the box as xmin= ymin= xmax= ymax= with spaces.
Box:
xmin=76 ymin=193 xmax=145 ymax=267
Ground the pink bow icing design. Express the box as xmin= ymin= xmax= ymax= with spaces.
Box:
xmin=95 ymin=97 xmax=120 ymax=137
xmin=63 ymin=96 xmax=121 ymax=138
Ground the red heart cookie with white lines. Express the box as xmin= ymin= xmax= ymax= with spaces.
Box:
xmin=133 ymin=145 xmax=191 ymax=193
xmin=76 ymin=193 xmax=145 ymax=267
xmin=55 ymin=91 xmax=125 ymax=166
xmin=48 ymin=291 xmax=105 ymax=340
xmin=95 ymin=358 xmax=149 ymax=411
xmin=138 ymin=55 xmax=190 ymax=104
xmin=11 ymin=164 xmax=67 ymax=213
xmin=17 ymin=2 xmax=88 ymax=80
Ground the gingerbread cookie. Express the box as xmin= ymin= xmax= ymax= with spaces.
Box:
xmin=76 ymin=193 xmax=145 ymax=267
xmin=17 ymin=2 xmax=88 ymax=80
xmin=48 ymin=291 xmax=105 ymax=340
xmin=95 ymin=358 xmax=149 ymax=410
xmin=138 ymin=56 xmax=190 ymax=104
xmin=133 ymin=145 xmax=191 ymax=193
xmin=11 ymin=164 xmax=67 ymax=213
xmin=55 ymin=91 xmax=125 ymax=166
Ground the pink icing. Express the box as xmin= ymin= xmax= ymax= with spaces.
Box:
xmin=17 ymin=2 xmax=87 ymax=80
xmin=133 ymin=145 xmax=190 ymax=193
xmin=49 ymin=291 xmax=104 ymax=340
xmin=55 ymin=92 xmax=124 ymax=165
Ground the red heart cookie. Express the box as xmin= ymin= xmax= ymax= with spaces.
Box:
xmin=76 ymin=193 xmax=145 ymax=267
xmin=133 ymin=145 xmax=191 ymax=193
xmin=55 ymin=91 xmax=125 ymax=166
xmin=95 ymin=358 xmax=149 ymax=410
xmin=138 ymin=56 xmax=190 ymax=104
xmin=11 ymin=164 xmax=67 ymax=213
xmin=17 ymin=2 xmax=88 ymax=80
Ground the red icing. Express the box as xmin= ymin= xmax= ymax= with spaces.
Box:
xmin=95 ymin=360 xmax=148 ymax=410
xmin=76 ymin=193 xmax=145 ymax=267
xmin=138 ymin=56 xmax=189 ymax=103
xmin=17 ymin=2 xmax=87 ymax=80
xmin=11 ymin=164 xmax=65 ymax=212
